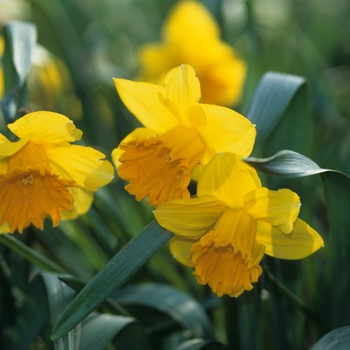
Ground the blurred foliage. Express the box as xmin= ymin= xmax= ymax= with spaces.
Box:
xmin=0 ymin=0 xmax=350 ymax=349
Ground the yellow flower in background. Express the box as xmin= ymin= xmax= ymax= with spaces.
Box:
xmin=112 ymin=65 xmax=255 ymax=207
xmin=138 ymin=0 xmax=246 ymax=106
xmin=0 ymin=111 xmax=114 ymax=234
xmin=27 ymin=45 xmax=82 ymax=121
xmin=0 ymin=36 xmax=82 ymax=120
xmin=154 ymin=153 xmax=324 ymax=297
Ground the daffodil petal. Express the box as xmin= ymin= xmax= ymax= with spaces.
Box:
xmin=114 ymin=78 xmax=178 ymax=132
xmin=169 ymin=236 xmax=196 ymax=266
xmin=198 ymin=104 xmax=256 ymax=165
xmin=46 ymin=145 xmax=114 ymax=191
xmin=0 ymin=221 xmax=11 ymax=234
xmin=8 ymin=111 xmax=82 ymax=144
xmin=161 ymin=65 xmax=201 ymax=125
xmin=61 ymin=187 xmax=93 ymax=220
xmin=256 ymin=219 xmax=324 ymax=260
xmin=245 ymin=188 xmax=300 ymax=233
xmin=198 ymin=153 xmax=261 ymax=208
xmin=0 ymin=133 xmax=30 ymax=158
xmin=112 ymin=127 xmax=159 ymax=168
xmin=164 ymin=1 xmax=219 ymax=43
xmin=154 ymin=195 xmax=226 ymax=239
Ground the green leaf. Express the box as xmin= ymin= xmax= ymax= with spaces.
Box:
xmin=310 ymin=326 xmax=350 ymax=350
xmin=245 ymin=149 xmax=350 ymax=328
xmin=112 ymin=283 xmax=214 ymax=339
xmin=80 ymin=313 xmax=152 ymax=350
xmin=246 ymin=72 xmax=310 ymax=151
xmin=51 ymin=221 xmax=174 ymax=340
xmin=1 ymin=274 xmax=50 ymax=350
xmin=1 ymin=21 xmax=37 ymax=122
xmin=244 ymin=150 xmax=323 ymax=177
xmin=0 ymin=234 xmax=65 ymax=273
xmin=174 ymin=339 xmax=230 ymax=350
xmin=39 ymin=272 xmax=81 ymax=350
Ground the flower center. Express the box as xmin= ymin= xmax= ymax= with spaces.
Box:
xmin=190 ymin=209 xmax=265 ymax=297
xmin=0 ymin=165 xmax=78 ymax=233
xmin=118 ymin=125 xmax=205 ymax=207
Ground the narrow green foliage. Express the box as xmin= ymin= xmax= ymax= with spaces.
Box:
xmin=51 ymin=221 xmax=174 ymax=340
xmin=1 ymin=21 xmax=37 ymax=122
xmin=0 ymin=234 xmax=65 ymax=273
xmin=309 ymin=325 xmax=350 ymax=350
xmin=112 ymin=283 xmax=214 ymax=339
xmin=246 ymin=72 xmax=309 ymax=149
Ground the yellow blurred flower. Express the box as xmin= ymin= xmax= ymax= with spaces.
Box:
xmin=0 ymin=111 xmax=114 ymax=234
xmin=112 ymin=65 xmax=255 ymax=207
xmin=27 ymin=45 xmax=82 ymax=121
xmin=154 ymin=153 xmax=323 ymax=297
xmin=0 ymin=36 xmax=82 ymax=120
xmin=138 ymin=0 xmax=246 ymax=106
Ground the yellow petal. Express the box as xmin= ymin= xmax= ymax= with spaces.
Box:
xmin=8 ymin=111 xmax=82 ymax=144
xmin=46 ymin=145 xmax=114 ymax=191
xmin=154 ymin=195 xmax=226 ymax=239
xmin=198 ymin=104 xmax=256 ymax=165
xmin=61 ymin=187 xmax=93 ymax=220
xmin=164 ymin=1 xmax=219 ymax=44
xmin=244 ymin=188 xmax=300 ymax=233
xmin=198 ymin=152 xmax=261 ymax=208
xmin=114 ymin=78 xmax=178 ymax=133
xmin=0 ymin=133 xmax=30 ymax=159
xmin=169 ymin=236 xmax=196 ymax=267
xmin=112 ymin=127 xmax=159 ymax=168
xmin=0 ymin=222 xmax=12 ymax=234
xmin=255 ymin=218 xmax=324 ymax=260
xmin=161 ymin=65 xmax=201 ymax=127
xmin=198 ymin=55 xmax=247 ymax=106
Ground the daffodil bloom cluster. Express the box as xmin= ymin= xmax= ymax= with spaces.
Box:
xmin=0 ymin=111 xmax=114 ymax=234
xmin=137 ymin=0 xmax=246 ymax=106
xmin=112 ymin=65 xmax=255 ymax=207
xmin=155 ymin=153 xmax=324 ymax=297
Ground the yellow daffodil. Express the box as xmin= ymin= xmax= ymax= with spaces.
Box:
xmin=138 ymin=0 xmax=246 ymax=106
xmin=112 ymin=64 xmax=255 ymax=207
xmin=0 ymin=111 xmax=114 ymax=234
xmin=154 ymin=152 xmax=324 ymax=297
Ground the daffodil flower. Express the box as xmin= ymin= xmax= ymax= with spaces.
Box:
xmin=138 ymin=0 xmax=246 ymax=106
xmin=0 ymin=111 xmax=114 ymax=234
xmin=154 ymin=152 xmax=324 ymax=297
xmin=112 ymin=65 xmax=255 ymax=207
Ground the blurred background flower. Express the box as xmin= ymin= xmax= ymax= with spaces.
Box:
xmin=137 ymin=0 xmax=247 ymax=107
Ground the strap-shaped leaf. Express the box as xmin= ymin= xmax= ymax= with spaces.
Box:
xmin=112 ymin=283 xmax=214 ymax=339
xmin=80 ymin=313 xmax=152 ymax=350
xmin=1 ymin=21 xmax=37 ymax=122
xmin=51 ymin=221 xmax=174 ymax=340
xmin=245 ymin=149 xmax=350 ymax=328
xmin=0 ymin=234 xmax=65 ymax=273
xmin=39 ymin=273 xmax=81 ymax=350
xmin=0 ymin=273 xmax=50 ymax=349
xmin=310 ymin=325 xmax=350 ymax=350
xmin=246 ymin=72 xmax=309 ymax=150
xmin=175 ymin=339 xmax=230 ymax=350
xmin=244 ymin=150 xmax=323 ymax=177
